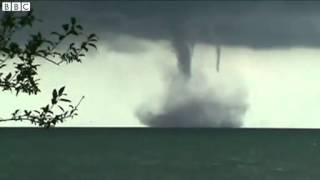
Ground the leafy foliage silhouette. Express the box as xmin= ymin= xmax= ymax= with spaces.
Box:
xmin=0 ymin=10 xmax=97 ymax=128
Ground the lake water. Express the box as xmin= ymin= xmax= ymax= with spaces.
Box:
xmin=1 ymin=128 xmax=319 ymax=180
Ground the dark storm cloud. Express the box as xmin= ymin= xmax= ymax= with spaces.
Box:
xmin=33 ymin=1 xmax=320 ymax=48
xmin=28 ymin=1 xmax=317 ymax=127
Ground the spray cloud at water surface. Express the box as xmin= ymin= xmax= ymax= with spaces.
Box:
xmin=137 ymin=73 xmax=248 ymax=127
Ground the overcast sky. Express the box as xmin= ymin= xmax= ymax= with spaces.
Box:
xmin=2 ymin=1 xmax=320 ymax=128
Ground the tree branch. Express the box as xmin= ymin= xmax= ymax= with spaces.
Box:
xmin=35 ymin=53 xmax=64 ymax=66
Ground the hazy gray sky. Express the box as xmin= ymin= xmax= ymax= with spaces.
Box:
xmin=2 ymin=1 xmax=320 ymax=128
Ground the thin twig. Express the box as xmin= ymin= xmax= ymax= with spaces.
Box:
xmin=0 ymin=96 xmax=85 ymax=124
xmin=35 ymin=54 xmax=64 ymax=66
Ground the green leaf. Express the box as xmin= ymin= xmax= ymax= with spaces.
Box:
xmin=60 ymin=98 xmax=71 ymax=103
xmin=58 ymin=86 xmax=65 ymax=96
xmin=76 ymin=25 xmax=83 ymax=30
xmin=5 ymin=73 xmax=12 ymax=80
xmin=71 ymin=17 xmax=76 ymax=25
xmin=88 ymin=43 xmax=97 ymax=49
xmin=0 ymin=64 xmax=6 ymax=69
xmin=52 ymin=89 xmax=57 ymax=99
xmin=58 ymin=105 xmax=64 ymax=112
xmin=42 ymin=105 xmax=50 ymax=113
xmin=59 ymin=35 xmax=65 ymax=40
xmin=88 ymin=33 xmax=96 ymax=39
xmin=51 ymin=98 xmax=57 ymax=105
xmin=62 ymin=24 xmax=69 ymax=31
xmin=51 ymin=32 xmax=61 ymax=36
xmin=15 ymin=89 xmax=20 ymax=96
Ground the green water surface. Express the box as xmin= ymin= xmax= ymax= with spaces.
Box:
xmin=1 ymin=128 xmax=319 ymax=180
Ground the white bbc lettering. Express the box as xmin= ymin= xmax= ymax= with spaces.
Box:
xmin=12 ymin=2 xmax=21 ymax=11
xmin=2 ymin=2 xmax=11 ymax=11
xmin=1 ymin=2 xmax=30 ymax=12
xmin=21 ymin=2 xmax=30 ymax=11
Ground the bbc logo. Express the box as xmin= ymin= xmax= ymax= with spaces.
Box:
xmin=2 ymin=2 xmax=31 ymax=12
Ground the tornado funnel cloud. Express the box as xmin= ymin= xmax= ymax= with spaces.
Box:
xmin=216 ymin=45 xmax=221 ymax=72
xmin=171 ymin=38 xmax=194 ymax=79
